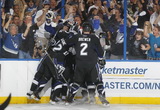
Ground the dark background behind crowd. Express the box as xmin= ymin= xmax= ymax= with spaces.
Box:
xmin=0 ymin=0 xmax=160 ymax=60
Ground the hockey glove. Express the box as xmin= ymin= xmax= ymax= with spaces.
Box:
xmin=50 ymin=38 xmax=56 ymax=46
xmin=57 ymin=64 xmax=65 ymax=75
xmin=98 ymin=58 xmax=106 ymax=69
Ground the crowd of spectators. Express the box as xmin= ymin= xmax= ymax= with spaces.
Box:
xmin=0 ymin=0 xmax=160 ymax=60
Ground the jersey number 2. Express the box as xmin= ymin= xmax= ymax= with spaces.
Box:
xmin=80 ymin=43 xmax=88 ymax=56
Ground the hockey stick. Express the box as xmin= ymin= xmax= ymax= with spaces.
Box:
xmin=44 ymin=50 xmax=71 ymax=101
xmin=44 ymin=50 xmax=59 ymax=76
xmin=0 ymin=93 xmax=11 ymax=110
xmin=96 ymin=49 xmax=110 ymax=104
xmin=44 ymin=50 xmax=69 ymax=85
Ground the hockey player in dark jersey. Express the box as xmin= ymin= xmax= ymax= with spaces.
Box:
xmin=49 ymin=21 xmax=76 ymax=104
xmin=67 ymin=22 xmax=105 ymax=104
xmin=26 ymin=21 xmax=70 ymax=101
xmin=26 ymin=45 xmax=66 ymax=101
xmin=53 ymin=22 xmax=106 ymax=104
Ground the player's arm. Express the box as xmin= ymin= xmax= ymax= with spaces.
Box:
xmin=94 ymin=36 xmax=104 ymax=58
xmin=94 ymin=36 xmax=106 ymax=68
xmin=65 ymin=34 xmax=78 ymax=46
xmin=52 ymin=34 xmax=78 ymax=52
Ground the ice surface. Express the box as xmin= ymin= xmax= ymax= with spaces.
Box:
xmin=6 ymin=103 xmax=160 ymax=110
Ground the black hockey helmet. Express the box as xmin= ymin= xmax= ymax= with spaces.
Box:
xmin=63 ymin=21 xmax=72 ymax=28
xmin=82 ymin=22 xmax=93 ymax=33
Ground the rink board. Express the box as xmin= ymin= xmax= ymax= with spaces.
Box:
xmin=0 ymin=60 xmax=160 ymax=104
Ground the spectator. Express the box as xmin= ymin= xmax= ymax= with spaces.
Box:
xmin=65 ymin=3 xmax=79 ymax=23
xmin=50 ymin=0 xmax=57 ymax=10
xmin=150 ymin=3 xmax=160 ymax=28
xmin=73 ymin=15 xmax=83 ymax=34
xmin=53 ymin=14 xmax=62 ymax=25
xmin=19 ymin=12 xmax=46 ymax=59
xmin=14 ymin=0 xmax=27 ymax=14
xmin=34 ymin=0 xmax=52 ymax=57
xmin=25 ymin=0 xmax=42 ymax=10
xmin=25 ymin=0 xmax=38 ymax=24
xmin=88 ymin=0 xmax=104 ymax=19
xmin=26 ymin=0 xmax=37 ymax=12
xmin=153 ymin=14 xmax=160 ymax=26
xmin=89 ymin=14 xmax=106 ymax=38
xmin=133 ymin=0 xmax=150 ymax=28
xmin=104 ymin=8 xmax=123 ymax=59
xmin=128 ymin=29 xmax=150 ymax=60
xmin=1 ymin=15 xmax=31 ymax=58
xmin=13 ymin=4 xmax=21 ymax=17
xmin=144 ymin=22 xmax=160 ymax=60
xmin=12 ymin=15 xmax=21 ymax=27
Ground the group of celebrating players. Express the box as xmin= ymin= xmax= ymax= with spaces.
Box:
xmin=26 ymin=20 xmax=109 ymax=106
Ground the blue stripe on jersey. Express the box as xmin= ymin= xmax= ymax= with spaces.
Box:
xmin=3 ymin=32 xmax=23 ymax=52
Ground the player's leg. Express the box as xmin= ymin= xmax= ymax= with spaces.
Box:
xmin=31 ymin=66 xmax=52 ymax=100
xmin=32 ymin=55 xmax=58 ymax=100
xmin=27 ymin=55 xmax=47 ymax=98
xmin=87 ymin=82 xmax=96 ymax=104
xmin=61 ymin=67 xmax=74 ymax=101
xmin=67 ymin=82 xmax=80 ymax=103
xmin=86 ymin=64 xmax=99 ymax=104
xmin=61 ymin=83 xmax=68 ymax=101
xmin=66 ymin=64 xmax=84 ymax=103
xmin=96 ymin=64 xmax=110 ymax=106
xmin=96 ymin=81 xmax=109 ymax=105
xmin=81 ymin=83 xmax=89 ymax=102
xmin=50 ymin=79 xmax=63 ymax=104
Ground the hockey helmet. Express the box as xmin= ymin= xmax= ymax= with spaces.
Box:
xmin=82 ymin=22 xmax=93 ymax=33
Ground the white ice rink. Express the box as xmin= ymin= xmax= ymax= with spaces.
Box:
xmin=5 ymin=104 xmax=160 ymax=110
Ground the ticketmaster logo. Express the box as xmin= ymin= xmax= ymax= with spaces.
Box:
xmin=101 ymin=67 xmax=148 ymax=77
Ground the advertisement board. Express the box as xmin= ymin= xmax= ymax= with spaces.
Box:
xmin=101 ymin=61 xmax=160 ymax=104
xmin=0 ymin=61 xmax=160 ymax=104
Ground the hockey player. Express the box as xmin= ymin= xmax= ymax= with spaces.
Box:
xmin=50 ymin=21 xmax=76 ymax=104
xmin=26 ymin=50 xmax=59 ymax=100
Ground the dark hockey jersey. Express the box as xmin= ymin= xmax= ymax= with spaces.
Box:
xmin=65 ymin=33 xmax=104 ymax=64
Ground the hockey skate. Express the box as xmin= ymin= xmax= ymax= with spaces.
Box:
xmin=49 ymin=99 xmax=58 ymax=105
xmin=88 ymin=96 xmax=96 ymax=104
xmin=65 ymin=93 xmax=75 ymax=106
xmin=26 ymin=91 xmax=33 ymax=99
xmin=99 ymin=95 xmax=110 ymax=106
xmin=50 ymin=97 xmax=63 ymax=105
xmin=75 ymin=95 xmax=89 ymax=104
xmin=31 ymin=92 xmax=41 ymax=101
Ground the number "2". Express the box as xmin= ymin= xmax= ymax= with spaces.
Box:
xmin=80 ymin=43 xmax=88 ymax=56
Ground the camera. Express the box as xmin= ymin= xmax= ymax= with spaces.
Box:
xmin=36 ymin=46 xmax=42 ymax=50
xmin=35 ymin=40 xmax=43 ymax=50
